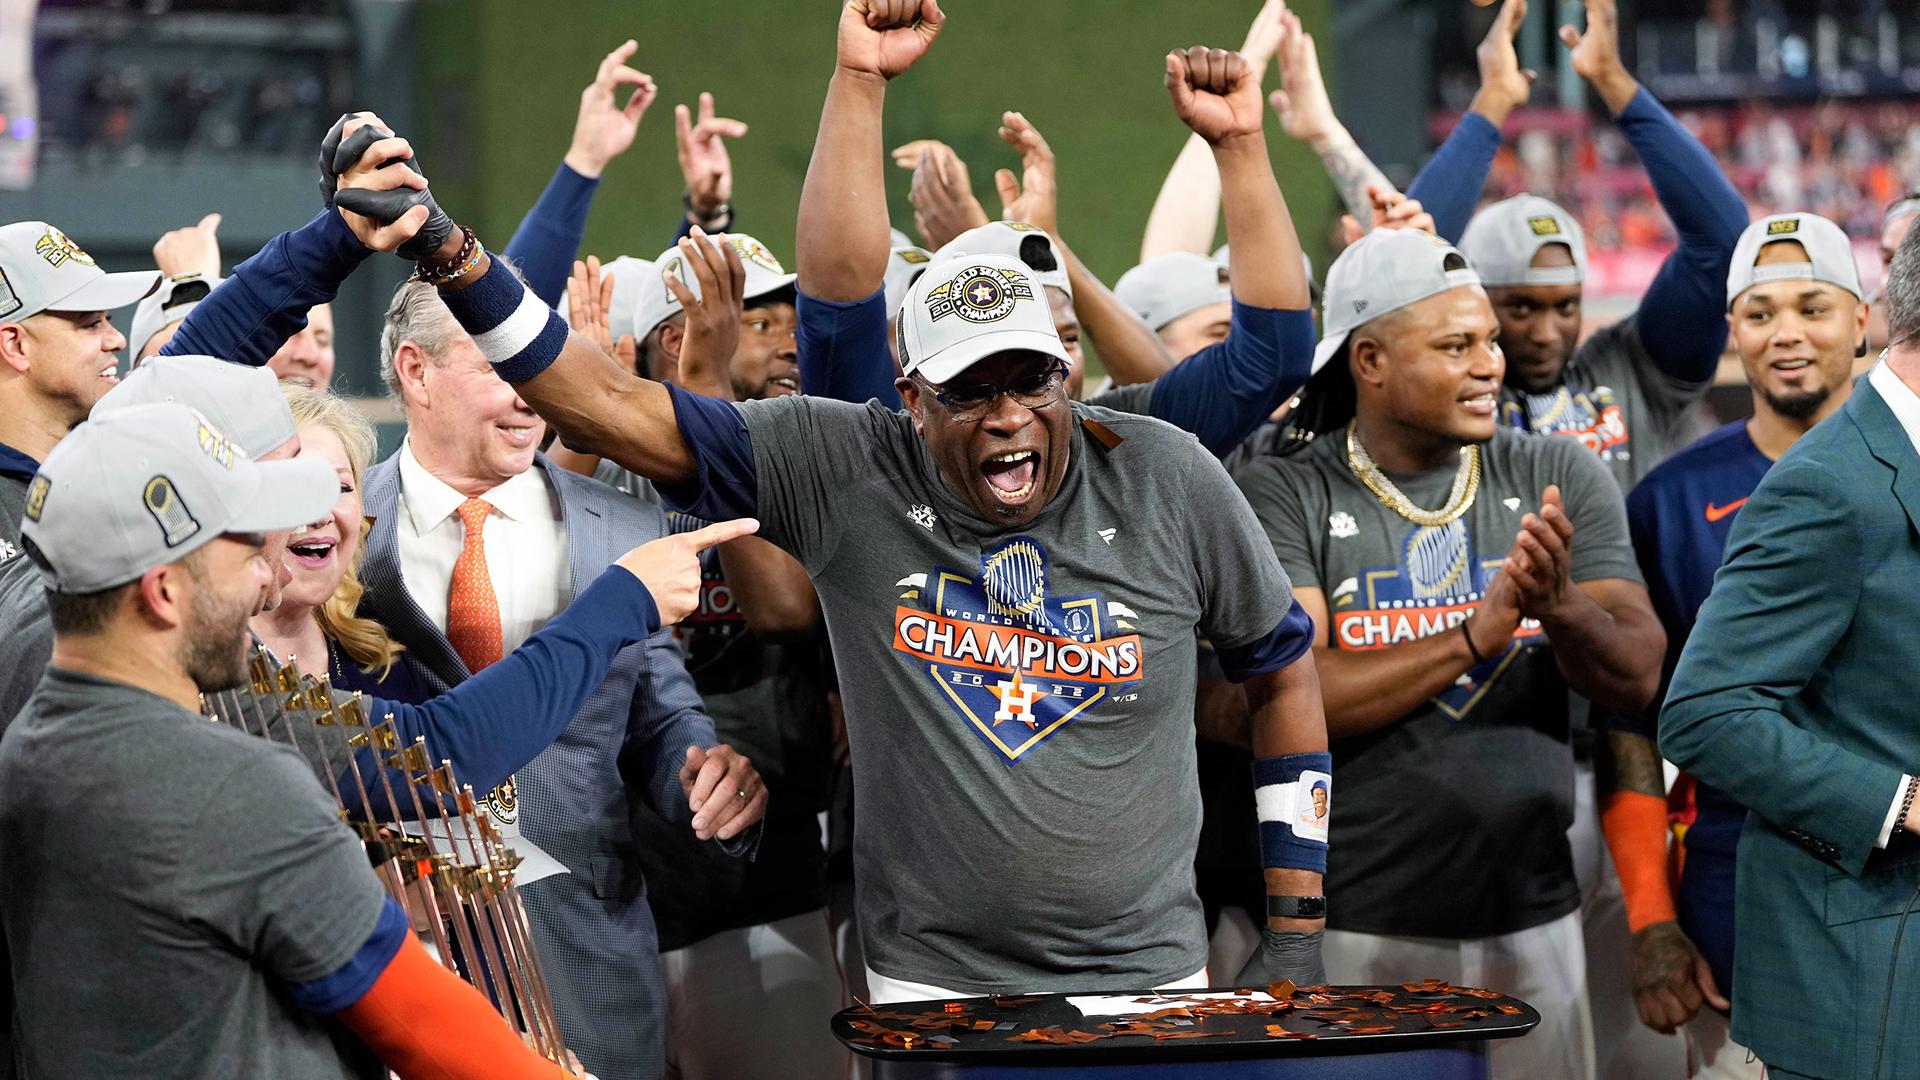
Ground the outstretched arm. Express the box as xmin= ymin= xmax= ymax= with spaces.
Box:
xmin=1563 ymin=0 xmax=1746 ymax=384
xmin=1405 ymin=0 xmax=1532 ymax=241
xmin=795 ymin=0 xmax=945 ymax=302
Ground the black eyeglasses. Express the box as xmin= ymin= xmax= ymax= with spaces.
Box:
xmin=916 ymin=364 xmax=1068 ymax=423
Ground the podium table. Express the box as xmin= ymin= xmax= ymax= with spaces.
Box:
xmin=833 ymin=982 xmax=1538 ymax=1079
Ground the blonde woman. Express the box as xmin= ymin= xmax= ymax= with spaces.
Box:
xmin=250 ymin=383 xmax=436 ymax=701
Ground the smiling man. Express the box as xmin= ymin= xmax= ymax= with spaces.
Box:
xmin=1234 ymin=227 xmax=1664 ymax=1080
xmin=0 ymin=221 xmax=159 ymax=555
xmin=326 ymin=1 xmax=1332 ymax=1000
xmin=1600 ymin=212 xmax=1864 ymax=1077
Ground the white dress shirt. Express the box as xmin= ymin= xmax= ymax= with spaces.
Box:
xmin=395 ymin=438 xmax=570 ymax=655
xmin=394 ymin=439 xmax=573 ymax=883
xmin=1863 ymin=361 xmax=1918 ymax=848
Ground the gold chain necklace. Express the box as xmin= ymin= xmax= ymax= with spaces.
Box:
xmin=1345 ymin=423 xmax=1481 ymax=526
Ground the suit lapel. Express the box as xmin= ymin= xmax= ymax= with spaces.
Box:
xmin=1850 ymin=377 xmax=1920 ymax=539
xmin=360 ymin=453 xmax=469 ymax=689
xmin=541 ymin=455 xmax=606 ymax=601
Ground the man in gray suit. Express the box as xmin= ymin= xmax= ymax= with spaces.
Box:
xmin=360 ymin=277 xmax=765 ymax=1080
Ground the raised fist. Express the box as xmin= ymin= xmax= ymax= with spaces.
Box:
xmin=1165 ymin=47 xmax=1266 ymax=146
xmin=836 ymin=0 xmax=946 ymax=81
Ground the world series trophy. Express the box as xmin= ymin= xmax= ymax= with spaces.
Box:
xmin=201 ymin=647 xmax=570 ymax=1067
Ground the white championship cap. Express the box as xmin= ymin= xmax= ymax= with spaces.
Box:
xmin=632 ymin=233 xmax=796 ymax=340
xmin=1458 ymin=194 xmax=1588 ymax=288
xmin=0 ymin=221 xmax=159 ymax=324
xmin=1114 ymin=251 xmax=1231 ymax=330
xmin=935 ymin=222 xmax=1072 ymax=298
xmin=1726 ymin=212 xmax=1862 ymax=309
xmin=95 ymin=354 xmax=299 ymax=459
xmin=129 ymin=272 xmax=219 ymax=360
xmin=895 ymin=254 xmax=1070 ymax=385
xmin=1315 ymin=229 xmax=1483 ymax=374
xmin=21 ymin=403 xmax=336 ymax=593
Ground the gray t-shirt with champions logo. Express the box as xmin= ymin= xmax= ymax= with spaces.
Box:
xmin=1236 ymin=427 xmax=1639 ymax=938
xmin=681 ymin=395 xmax=1295 ymax=993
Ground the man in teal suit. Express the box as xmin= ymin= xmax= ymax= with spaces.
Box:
xmin=1662 ymin=224 xmax=1920 ymax=1080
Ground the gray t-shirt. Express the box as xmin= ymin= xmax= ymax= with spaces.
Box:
xmin=1236 ymin=427 xmax=1640 ymax=937
xmin=703 ymin=397 xmax=1293 ymax=993
xmin=1499 ymin=315 xmax=1711 ymax=491
xmin=0 ymin=669 xmax=388 ymax=1079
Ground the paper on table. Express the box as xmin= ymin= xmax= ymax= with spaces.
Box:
xmin=1068 ymin=991 xmax=1282 ymax=1017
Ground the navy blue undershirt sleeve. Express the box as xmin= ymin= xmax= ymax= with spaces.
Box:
xmin=356 ymin=567 xmax=660 ymax=795
xmin=1146 ymin=301 xmax=1316 ymax=457
xmin=1216 ymin=599 xmax=1316 ymax=682
xmin=1406 ymin=112 xmax=1503 ymax=244
xmin=287 ymin=897 xmax=408 ymax=1013
xmin=161 ymin=210 xmax=370 ymax=366
xmin=502 ymin=162 xmax=601 ymax=307
xmin=650 ymin=382 xmax=761 ymax=522
xmin=1616 ymin=88 xmax=1749 ymax=385
xmin=796 ymin=286 xmax=901 ymax=407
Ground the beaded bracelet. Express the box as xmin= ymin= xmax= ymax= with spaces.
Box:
xmin=1898 ymin=777 xmax=1918 ymax=837
xmin=415 ymin=225 xmax=481 ymax=285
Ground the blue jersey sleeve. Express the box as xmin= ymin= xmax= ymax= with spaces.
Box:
xmin=501 ymin=162 xmax=601 ymax=307
xmin=796 ymin=286 xmax=901 ymax=407
xmin=1616 ymin=88 xmax=1748 ymax=385
xmin=160 ymin=210 xmax=370 ymax=367
xmin=650 ymin=382 xmax=761 ymax=522
xmin=357 ymin=567 xmax=661 ymax=796
xmin=1145 ymin=302 xmax=1316 ymax=457
xmin=1215 ymin=599 xmax=1315 ymax=682
xmin=1406 ymin=112 xmax=1503 ymax=244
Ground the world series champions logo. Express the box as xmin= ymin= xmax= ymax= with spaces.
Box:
xmin=891 ymin=537 xmax=1145 ymax=765
xmin=1329 ymin=521 xmax=1542 ymax=720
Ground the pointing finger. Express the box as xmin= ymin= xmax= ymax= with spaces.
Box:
xmin=683 ymin=517 xmax=760 ymax=552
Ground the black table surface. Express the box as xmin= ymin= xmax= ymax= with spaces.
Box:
xmin=833 ymin=981 xmax=1540 ymax=1065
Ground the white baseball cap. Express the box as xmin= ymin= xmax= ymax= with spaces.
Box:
xmin=896 ymin=254 xmax=1070 ymax=385
xmin=94 ymin=354 xmax=298 ymax=459
xmin=633 ymin=233 xmax=797 ymax=339
xmin=1726 ymin=212 xmax=1862 ymax=309
xmin=1114 ymin=251 xmax=1231 ymax=330
xmin=935 ymin=222 xmax=1072 ymax=299
xmin=0 ymin=221 xmax=160 ymax=324
xmin=1458 ymin=194 xmax=1588 ymax=287
xmin=21 ymin=402 xmax=337 ymax=593
xmin=884 ymin=244 xmax=933 ymax=320
xmin=558 ymin=255 xmax=654 ymax=344
xmin=1315 ymin=229 xmax=1483 ymax=374
xmin=129 ymin=272 xmax=219 ymax=360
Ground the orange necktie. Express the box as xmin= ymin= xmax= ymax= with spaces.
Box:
xmin=447 ymin=497 xmax=503 ymax=673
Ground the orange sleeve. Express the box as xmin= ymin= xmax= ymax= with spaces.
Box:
xmin=336 ymin=931 xmax=571 ymax=1080
xmin=1600 ymin=789 xmax=1679 ymax=933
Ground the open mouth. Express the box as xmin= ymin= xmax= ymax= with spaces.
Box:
xmin=1770 ymin=358 xmax=1815 ymax=372
xmin=767 ymin=375 xmax=800 ymax=396
xmin=288 ymin=536 xmax=336 ymax=569
xmin=98 ymin=361 xmax=119 ymax=381
xmin=1459 ymin=390 xmax=1498 ymax=415
xmin=497 ymin=423 xmax=537 ymax=448
xmin=979 ymin=449 xmax=1039 ymax=504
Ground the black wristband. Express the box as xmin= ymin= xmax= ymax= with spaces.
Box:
xmin=1461 ymin=620 xmax=1488 ymax=666
xmin=1266 ymin=895 xmax=1327 ymax=920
